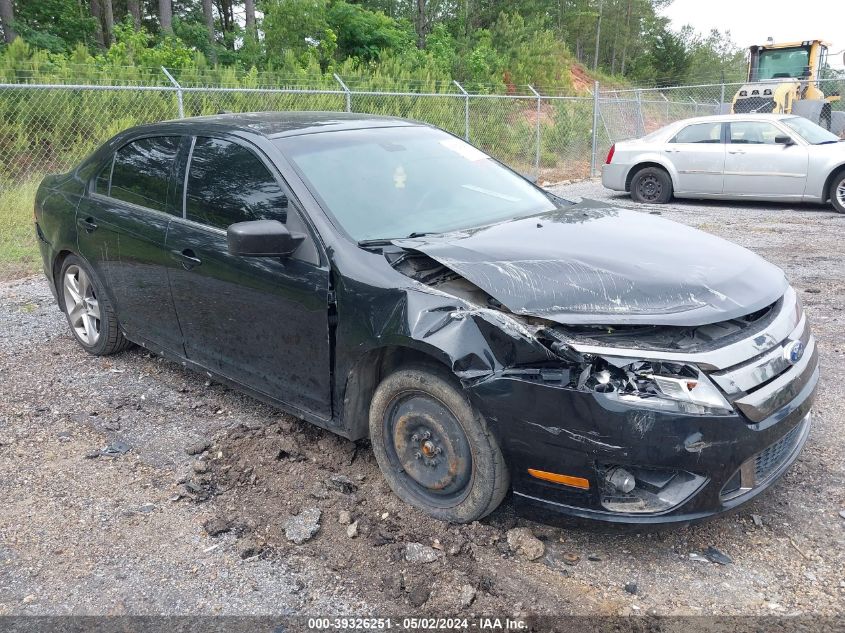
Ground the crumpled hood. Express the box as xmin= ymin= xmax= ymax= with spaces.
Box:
xmin=394 ymin=201 xmax=787 ymax=326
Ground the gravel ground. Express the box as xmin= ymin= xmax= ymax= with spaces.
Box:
xmin=0 ymin=180 xmax=843 ymax=618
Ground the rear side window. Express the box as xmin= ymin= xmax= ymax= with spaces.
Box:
xmin=110 ymin=136 xmax=180 ymax=213
xmin=670 ymin=122 xmax=723 ymax=144
xmin=185 ymin=137 xmax=288 ymax=230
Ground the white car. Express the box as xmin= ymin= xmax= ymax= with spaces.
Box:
xmin=602 ymin=113 xmax=845 ymax=213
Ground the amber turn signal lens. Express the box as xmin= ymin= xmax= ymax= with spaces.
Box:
xmin=527 ymin=468 xmax=590 ymax=490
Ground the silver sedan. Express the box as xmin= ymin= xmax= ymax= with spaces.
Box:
xmin=602 ymin=113 xmax=845 ymax=213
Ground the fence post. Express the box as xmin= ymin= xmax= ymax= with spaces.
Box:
xmin=690 ymin=96 xmax=699 ymax=117
xmin=333 ymin=73 xmax=351 ymax=112
xmin=591 ymin=81 xmax=600 ymax=178
xmin=635 ymin=89 xmax=644 ymax=137
xmin=720 ymin=83 xmax=726 ymax=110
xmin=161 ymin=66 xmax=184 ymax=118
xmin=661 ymin=92 xmax=669 ymax=124
xmin=528 ymin=85 xmax=542 ymax=181
xmin=453 ymin=80 xmax=469 ymax=141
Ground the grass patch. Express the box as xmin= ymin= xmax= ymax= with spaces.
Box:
xmin=0 ymin=177 xmax=42 ymax=281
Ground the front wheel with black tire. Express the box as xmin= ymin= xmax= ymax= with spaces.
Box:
xmin=59 ymin=255 xmax=131 ymax=355
xmin=630 ymin=166 xmax=673 ymax=204
xmin=829 ymin=171 xmax=845 ymax=214
xmin=368 ymin=365 xmax=510 ymax=523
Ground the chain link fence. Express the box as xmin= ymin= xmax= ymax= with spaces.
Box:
xmin=2 ymin=70 xmax=844 ymax=278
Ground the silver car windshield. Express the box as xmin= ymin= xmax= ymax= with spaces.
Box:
xmin=782 ymin=117 xmax=840 ymax=144
xmin=276 ymin=127 xmax=556 ymax=242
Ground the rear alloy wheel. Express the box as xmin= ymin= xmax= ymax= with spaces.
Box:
xmin=830 ymin=172 xmax=845 ymax=214
xmin=59 ymin=255 xmax=130 ymax=355
xmin=630 ymin=166 xmax=673 ymax=204
xmin=369 ymin=365 xmax=509 ymax=523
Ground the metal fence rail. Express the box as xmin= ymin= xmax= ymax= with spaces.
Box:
xmin=1 ymin=70 xmax=844 ymax=277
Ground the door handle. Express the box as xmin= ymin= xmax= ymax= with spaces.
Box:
xmin=728 ymin=150 xmax=746 ymax=154
xmin=77 ymin=217 xmax=98 ymax=233
xmin=171 ymin=248 xmax=202 ymax=270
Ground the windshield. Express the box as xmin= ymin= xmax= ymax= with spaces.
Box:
xmin=782 ymin=116 xmax=840 ymax=144
xmin=277 ymin=126 xmax=556 ymax=242
xmin=756 ymin=47 xmax=810 ymax=80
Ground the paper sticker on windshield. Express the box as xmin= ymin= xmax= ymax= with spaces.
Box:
xmin=393 ymin=165 xmax=407 ymax=189
xmin=439 ymin=138 xmax=489 ymax=162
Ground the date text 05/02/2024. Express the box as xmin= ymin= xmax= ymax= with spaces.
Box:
xmin=306 ymin=617 xmax=528 ymax=630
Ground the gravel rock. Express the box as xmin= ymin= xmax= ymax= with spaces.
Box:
xmin=751 ymin=514 xmax=764 ymax=527
xmin=705 ymin=546 xmax=733 ymax=565
xmin=203 ymin=515 xmax=233 ymax=537
xmin=327 ymin=474 xmax=358 ymax=494
xmin=185 ymin=440 xmax=211 ymax=456
xmin=100 ymin=440 xmax=131 ymax=456
xmin=310 ymin=482 xmax=330 ymax=499
xmin=284 ymin=508 xmax=322 ymax=544
xmin=239 ymin=537 xmax=265 ymax=559
xmin=346 ymin=521 xmax=359 ymax=539
xmin=506 ymin=527 xmax=545 ymax=561
xmin=406 ymin=578 xmax=431 ymax=607
xmin=459 ymin=584 xmax=476 ymax=608
xmin=404 ymin=542 xmax=441 ymax=564
xmin=624 ymin=582 xmax=638 ymax=595
xmin=338 ymin=510 xmax=352 ymax=525
xmin=192 ymin=460 xmax=209 ymax=474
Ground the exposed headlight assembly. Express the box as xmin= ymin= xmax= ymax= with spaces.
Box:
xmin=581 ymin=358 xmax=733 ymax=415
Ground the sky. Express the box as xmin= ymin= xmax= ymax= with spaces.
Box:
xmin=661 ymin=0 xmax=845 ymax=69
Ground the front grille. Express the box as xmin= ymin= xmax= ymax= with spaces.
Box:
xmin=755 ymin=422 xmax=802 ymax=482
xmin=708 ymin=291 xmax=814 ymax=423
xmin=734 ymin=97 xmax=775 ymax=113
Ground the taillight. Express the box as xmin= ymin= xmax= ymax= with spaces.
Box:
xmin=605 ymin=144 xmax=616 ymax=164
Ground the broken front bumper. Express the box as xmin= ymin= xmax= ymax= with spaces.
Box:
xmin=467 ymin=287 xmax=819 ymax=524
xmin=471 ymin=369 xmax=815 ymax=524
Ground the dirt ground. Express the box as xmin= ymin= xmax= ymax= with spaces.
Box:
xmin=0 ymin=180 xmax=843 ymax=618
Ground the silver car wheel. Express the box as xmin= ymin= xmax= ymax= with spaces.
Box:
xmin=837 ymin=181 xmax=845 ymax=208
xmin=637 ymin=174 xmax=662 ymax=202
xmin=63 ymin=265 xmax=101 ymax=346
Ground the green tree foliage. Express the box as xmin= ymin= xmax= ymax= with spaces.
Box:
xmin=328 ymin=1 xmax=411 ymax=62
xmin=1 ymin=0 xmax=749 ymax=88
xmin=11 ymin=0 xmax=97 ymax=53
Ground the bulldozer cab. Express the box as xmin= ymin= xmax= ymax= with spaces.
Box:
xmin=732 ymin=39 xmax=840 ymax=132
xmin=748 ymin=40 xmax=828 ymax=82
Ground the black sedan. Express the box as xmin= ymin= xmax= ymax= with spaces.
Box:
xmin=35 ymin=112 xmax=817 ymax=523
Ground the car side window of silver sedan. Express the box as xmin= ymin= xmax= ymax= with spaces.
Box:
xmin=670 ymin=122 xmax=723 ymax=144
xmin=728 ymin=121 xmax=782 ymax=145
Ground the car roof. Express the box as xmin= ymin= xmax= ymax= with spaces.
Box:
xmin=668 ymin=113 xmax=795 ymax=125
xmin=132 ymin=111 xmax=423 ymax=139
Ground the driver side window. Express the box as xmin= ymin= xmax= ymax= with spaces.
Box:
xmin=729 ymin=121 xmax=783 ymax=145
xmin=186 ymin=137 xmax=288 ymax=230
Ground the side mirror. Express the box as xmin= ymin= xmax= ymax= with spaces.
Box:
xmin=227 ymin=219 xmax=304 ymax=257
xmin=775 ymin=135 xmax=795 ymax=146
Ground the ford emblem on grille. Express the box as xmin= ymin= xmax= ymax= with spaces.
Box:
xmin=783 ymin=340 xmax=805 ymax=365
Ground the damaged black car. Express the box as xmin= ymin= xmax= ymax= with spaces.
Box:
xmin=34 ymin=112 xmax=818 ymax=524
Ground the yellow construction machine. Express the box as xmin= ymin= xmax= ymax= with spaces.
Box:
xmin=731 ymin=39 xmax=840 ymax=129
